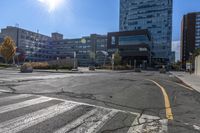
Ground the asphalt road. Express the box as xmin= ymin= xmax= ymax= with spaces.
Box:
xmin=0 ymin=69 xmax=200 ymax=133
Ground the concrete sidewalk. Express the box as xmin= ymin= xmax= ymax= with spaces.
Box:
xmin=171 ymin=71 xmax=200 ymax=93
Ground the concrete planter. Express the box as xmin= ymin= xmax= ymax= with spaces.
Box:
xmin=159 ymin=68 xmax=166 ymax=74
xmin=134 ymin=68 xmax=141 ymax=72
xmin=20 ymin=63 xmax=33 ymax=73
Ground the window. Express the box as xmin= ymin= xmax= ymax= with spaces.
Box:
xmin=119 ymin=35 xmax=149 ymax=45
xmin=147 ymin=21 xmax=152 ymax=24
xmin=111 ymin=36 xmax=116 ymax=45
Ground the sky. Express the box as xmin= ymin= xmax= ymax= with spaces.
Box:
xmin=0 ymin=0 xmax=200 ymax=60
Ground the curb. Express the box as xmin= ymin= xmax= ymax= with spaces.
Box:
xmin=33 ymin=70 xmax=84 ymax=74
xmin=171 ymin=72 xmax=200 ymax=93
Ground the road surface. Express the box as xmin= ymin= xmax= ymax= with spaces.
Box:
xmin=0 ymin=69 xmax=200 ymax=133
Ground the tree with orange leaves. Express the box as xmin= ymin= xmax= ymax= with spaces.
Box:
xmin=0 ymin=36 xmax=16 ymax=63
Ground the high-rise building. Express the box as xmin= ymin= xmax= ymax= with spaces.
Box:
xmin=120 ymin=0 xmax=173 ymax=64
xmin=181 ymin=12 xmax=200 ymax=69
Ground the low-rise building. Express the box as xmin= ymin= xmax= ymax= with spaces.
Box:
xmin=49 ymin=34 xmax=107 ymax=66
xmin=0 ymin=34 xmax=4 ymax=43
xmin=0 ymin=26 xmax=107 ymax=66
xmin=0 ymin=26 xmax=155 ymax=67
xmin=0 ymin=26 xmax=51 ymax=62
xmin=0 ymin=34 xmax=4 ymax=62
xmin=107 ymin=30 xmax=152 ymax=67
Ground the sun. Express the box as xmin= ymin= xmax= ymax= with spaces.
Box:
xmin=38 ymin=0 xmax=64 ymax=12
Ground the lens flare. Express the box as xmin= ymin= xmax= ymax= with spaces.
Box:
xmin=38 ymin=0 xmax=64 ymax=12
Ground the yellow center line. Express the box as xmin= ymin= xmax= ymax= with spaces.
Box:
xmin=147 ymin=79 xmax=174 ymax=120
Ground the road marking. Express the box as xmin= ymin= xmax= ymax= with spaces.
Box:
xmin=86 ymin=110 xmax=117 ymax=133
xmin=193 ymin=125 xmax=200 ymax=131
xmin=0 ymin=89 xmax=12 ymax=93
xmin=127 ymin=114 xmax=168 ymax=133
xmin=0 ymin=94 xmax=32 ymax=103
xmin=54 ymin=109 xmax=99 ymax=133
xmin=0 ymin=97 xmax=52 ymax=114
xmin=54 ymin=108 xmax=117 ymax=133
xmin=175 ymin=82 xmax=193 ymax=91
xmin=164 ymin=80 xmax=193 ymax=91
xmin=0 ymin=101 xmax=79 ymax=133
xmin=147 ymin=79 xmax=174 ymax=120
xmin=0 ymin=94 xmax=172 ymax=133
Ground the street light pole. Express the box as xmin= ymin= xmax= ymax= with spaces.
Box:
xmin=56 ymin=57 xmax=59 ymax=71
xmin=74 ymin=51 xmax=76 ymax=69
xmin=112 ymin=54 xmax=114 ymax=70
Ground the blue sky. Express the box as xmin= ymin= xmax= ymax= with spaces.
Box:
xmin=0 ymin=0 xmax=199 ymax=39
xmin=0 ymin=0 xmax=200 ymax=60
xmin=0 ymin=0 xmax=119 ymax=38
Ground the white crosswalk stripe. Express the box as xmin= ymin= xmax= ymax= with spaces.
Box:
xmin=127 ymin=114 xmax=168 ymax=133
xmin=0 ymin=89 xmax=11 ymax=93
xmin=0 ymin=94 xmax=31 ymax=103
xmin=0 ymin=101 xmax=79 ymax=133
xmin=54 ymin=108 xmax=100 ymax=133
xmin=0 ymin=96 xmax=53 ymax=114
xmin=54 ymin=108 xmax=118 ymax=133
xmin=85 ymin=110 xmax=118 ymax=133
xmin=0 ymin=93 xmax=168 ymax=133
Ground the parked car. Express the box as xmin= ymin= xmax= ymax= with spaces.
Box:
xmin=89 ymin=66 xmax=95 ymax=71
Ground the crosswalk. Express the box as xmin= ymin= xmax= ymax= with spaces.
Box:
xmin=0 ymin=92 xmax=168 ymax=133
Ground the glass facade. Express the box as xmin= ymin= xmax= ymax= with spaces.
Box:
xmin=120 ymin=0 xmax=172 ymax=62
xmin=111 ymin=36 xmax=116 ymax=45
xmin=196 ymin=13 xmax=200 ymax=48
xmin=119 ymin=35 xmax=149 ymax=45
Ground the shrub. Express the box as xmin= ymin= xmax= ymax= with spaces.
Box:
xmin=30 ymin=62 xmax=49 ymax=69
xmin=27 ymin=62 xmax=73 ymax=70
xmin=0 ymin=63 xmax=12 ymax=68
xmin=99 ymin=65 xmax=133 ymax=70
